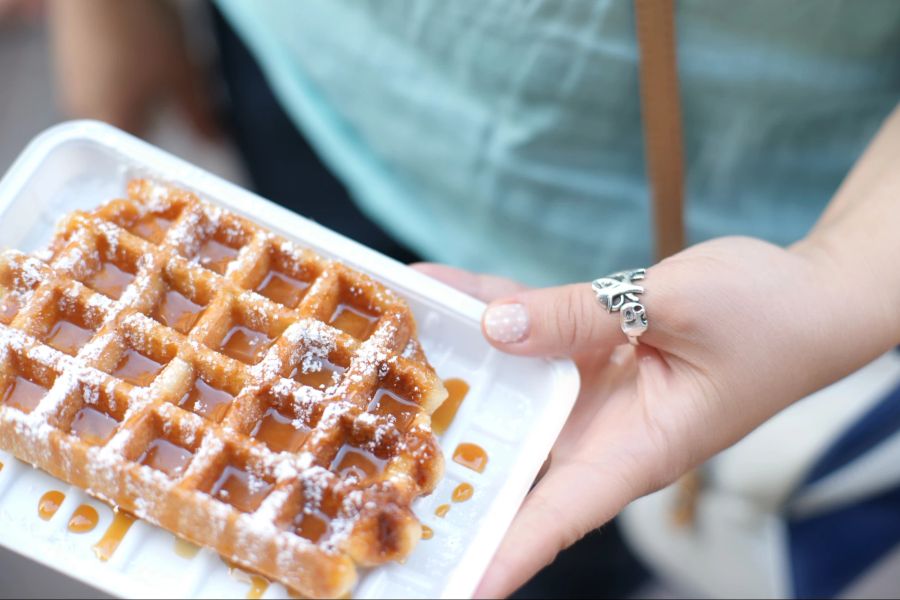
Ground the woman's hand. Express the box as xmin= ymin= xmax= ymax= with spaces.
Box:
xmin=47 ymin=0 xmax=218 ymax=137
xmin=414 ymin=233 xmax=899 ymax=598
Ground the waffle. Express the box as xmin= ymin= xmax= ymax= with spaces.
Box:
xmin=0 ymin=180 xmax=447 ymax=598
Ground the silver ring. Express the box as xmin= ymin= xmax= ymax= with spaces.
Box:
xmin=591 ymin=269 xmax=648 ymax=345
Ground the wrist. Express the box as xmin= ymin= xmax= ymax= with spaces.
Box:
xmin=791 ymin=232 xmax=900 ymax=351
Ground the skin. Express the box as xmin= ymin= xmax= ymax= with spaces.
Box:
xmin=47 ymin=0 xmax=217 ymax=137
xmin=45 ymin=3 xmax=900 ymax=597
xmin=415 ymin=103 xmax=900 ymax=598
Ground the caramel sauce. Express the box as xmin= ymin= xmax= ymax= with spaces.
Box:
xmin=46 ymin=319 xmax=95 ymax=356
xmin=93 ymin=510 xmax=136 ymax=561
xmin=432 ymin=378 xmax=470 ymax=436
xmin=369 ymin=389 xmax=419 ymax=431
xmin=251 ymin=407 xmax=309 ymax=453
xmin=154 ymin=289 xmax=204 ymax=334
xmin=86 ymin=262 xmax=134 ymax=300
xmin=220 ymin=325 xmax=272 ymax=365
xmin=332 ymin=446 xmax=385 ymax=483
xmin=256 ymin=270 xmax=309 ymax=308
xmin=329 ymin=304 xmax=378 ymax=339
xmin=112 ymin=348 xmax=164 ymax=387
xmin=452 ymin=443 xmax=488 ymax=474
xmin=0 ymin=461 xmax=3 ymax=472
xmin=294 ymin=511 xmax=329 ymax=543
xmin=139 ymin=438 xmax=193 ymax=477
xmin=229 ymin=565 xmax=270 ymax=600
xmin=174 ymin=537 xmax=201 ymax=559
xmin=0 ymin=295 xmax=20 ymax=324
xmin=291 ymin=358 xmax=344 ymax=390
xmin=179 ymin=378 xmax=234 ymax=423
xmin=68 ymin=504 xmax=99 ymax=533
xmin=210 ymin=465 xmax=273 ymax=513
xmin=198 ymin=239 xmax=239 ymax=274
xmin=130 ymin=214 xmax=172 ymax=244
xmin=421 ymin=524 xmax=434 ymax=540
xmin=452 ymin=482 xmax=474 ymax=503
xmin=38 ymin=490 xmax=65 ymax=520
xmin=70 ymin=406 xmax=119 ymax=445
xmin=1 ymin=376 xmax=47 ymax=413
xmin=434 ymin=504 xmax=450 ymax=518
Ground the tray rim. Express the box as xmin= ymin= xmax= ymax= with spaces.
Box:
xmin=0 ymin=120 xmax=581 ymax=599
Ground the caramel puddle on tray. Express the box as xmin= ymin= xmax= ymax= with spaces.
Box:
xmin=174 ymin=537 xmax=201 ymax=559
xmin=431 ymin=378 xmax=469 ymax=435
xmin=421 ymin=524 xmax=434 ymax=540
xmin=226 ymin=559 xmax=270 ymax=600
xmin=68 ymin=504 xmax=99 ymax=533
xmin=434 ymin=503 xmax=451 ymax=518
xmin=452 ymin=482 xmax=474 ymax=503
xmin=452 ymin=442 xmax=488 ymax=473
xmin=38 ymin=490 xmax=65 ymax=520
xmin=93 ymin=510 xmax=136 ymax=561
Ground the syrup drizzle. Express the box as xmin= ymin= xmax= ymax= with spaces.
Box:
xmin=130 ymin=214 xmax=172 ymax=244
xmin=93 ymin=511 xmax=136 ymax=561
xmin=1 ymin=376 xmax=47 ymax=413
xmin=434 ymin=504 xmax=451 ymax=518
xmin=329 ymin=303 xmax=378 ymax=339
xmin=38 ymin=490 xmax=65 ymax=520
xmin=179 ymin=378 xmax=234 ymax=423
xmin=198 ymin=239 xmax=239 ymax=274
xmin=220 ymin=325 xmax=272 ymax=365
xmin=209 ymin=465 xmax=273 ymax=513
xmin=228 ymin=564 xmax=270 ymax=600
xmin=0 ymin=295 xmax=20 ymax=324
xmin=369 ymin=389 xmax=419 ymax=431
xmin=332 ymin=446 xmax=385 ymax=483
xmin=70 ymin=406 xmax=119 ymax=445
xmin=452 ymin=482 xmax=474 ymax=503
xmin=68 ymin=504 xmax=99 ymax=533
xmin=154 ymin=289 xmax=204 ymax=334
xmin=255 ymin=270 xmax=309 ymax=308
xmin=251 ymin=407 xmax=309 ymax=453
xmin=432 ymin=378 xmax=469 ymax=435
xmin=46 ymin=319 xmax=95 ymax=356
xmin=112 ymin=348 xmax=164 ymax=387
xmin=174 ymin=537 xmax=201 ymax=559
xmin=87 ymin=262 xmax=134 ymax=300
xmin=452 ymin=443 xmax=488 ymax=474
xmin=291 ymin=358 xmax=344 ymax=390
xmin=139 ymin=438 xmax=194 ymax=477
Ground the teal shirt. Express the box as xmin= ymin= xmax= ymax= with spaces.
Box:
xmin=216 ymin=0 xmax=900 ymax=286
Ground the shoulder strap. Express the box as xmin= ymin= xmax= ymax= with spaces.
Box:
xmin=634 ymin=0 xmax=685 ymax=261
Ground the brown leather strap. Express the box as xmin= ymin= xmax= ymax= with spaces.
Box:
xmin=634 ymin=0 xmax=685 ymax=261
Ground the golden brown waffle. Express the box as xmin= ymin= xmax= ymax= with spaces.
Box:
xmin=0 ymin=179 xmax=447 ymax=598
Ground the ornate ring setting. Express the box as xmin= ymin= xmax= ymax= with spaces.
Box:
xmin=591 ymin=268 xmax=648 ymax=345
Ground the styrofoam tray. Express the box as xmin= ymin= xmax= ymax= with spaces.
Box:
xmin=0 ymin=121 xmax=579 ymax=599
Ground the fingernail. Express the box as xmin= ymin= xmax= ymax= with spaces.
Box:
xmin=483 ymin=303 xmax=529 ymax=344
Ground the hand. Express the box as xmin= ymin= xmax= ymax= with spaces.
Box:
xmin=47 ymin=0 xmax=218 ymax=137
xmin=0 ymin=0 xmax=43 ymax=22
xmin=414 ymin=235 xmax=892 ymax=598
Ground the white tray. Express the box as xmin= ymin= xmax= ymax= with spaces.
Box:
xmin=0 ymin=121 xmax=579 ymax=599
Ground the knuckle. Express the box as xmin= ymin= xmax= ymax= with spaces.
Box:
xmin=548 ymin=287 xmax=597 ymax=350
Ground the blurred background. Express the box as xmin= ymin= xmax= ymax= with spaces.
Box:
xmin=0 ymin=0 xmax=247 ymax=187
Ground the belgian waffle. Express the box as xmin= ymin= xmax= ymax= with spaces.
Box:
xmin=0 ymin=180 xmax=447 ymax=598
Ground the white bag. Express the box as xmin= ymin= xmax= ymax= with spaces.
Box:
xmin=620 ymin=351 xmax=900 ymax=598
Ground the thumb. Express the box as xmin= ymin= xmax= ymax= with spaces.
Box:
xmin=481 ymin=282 xmax=624 ymax=358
